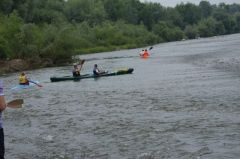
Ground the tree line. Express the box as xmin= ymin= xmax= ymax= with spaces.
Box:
xmin=0 ymin=0 xmax=240 ymax=64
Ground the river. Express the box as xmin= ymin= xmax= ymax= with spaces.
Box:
xmin=1 ymin=34 xmax=240 ymax=159
xmin=140 ymin=0 xmax=240 ymax=7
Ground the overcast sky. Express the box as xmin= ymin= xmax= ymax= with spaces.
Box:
xmin=140 ymin=0 xmax=240 ymax=7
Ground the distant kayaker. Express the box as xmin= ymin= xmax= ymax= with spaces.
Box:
xmin=0 ymin=80 xmax=6 ymax=159
xmin=93 ymin=64 xmax=106 ymax=76
xmin=72 ymin=63 xmax=81 ymax=77
xmin=142 ymin=49 xmax=149 ymax=57
xmin=19 ymin=72 xmax=29 ymax=85
xmin=139 ymin=49 xmax=144 ymax=56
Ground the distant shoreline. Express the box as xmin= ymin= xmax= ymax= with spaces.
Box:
xmin=0 ymin=58 xmax=57 ymax=75
xmin=1 ymin=33 xmax=239 ymax=75
xmin=141 ymin=0 xmax=240 ymax=7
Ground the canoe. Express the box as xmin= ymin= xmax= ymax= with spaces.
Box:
xmin=11 ymin=81 xmax=40 ymax=90
xmin=50 ymin=68 xmax=134 ymax=82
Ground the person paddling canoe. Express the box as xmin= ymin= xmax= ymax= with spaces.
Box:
xmin=93 ymin=64 xmax=106 ymax=76
xmin=72 ymin=60 xmax=85 ymax=77
xmin=72 ymin=64 xmax=81 ymax=77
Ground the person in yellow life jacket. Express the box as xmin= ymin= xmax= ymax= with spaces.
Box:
xmin=19 ymin=72 xmax=29 ymax=85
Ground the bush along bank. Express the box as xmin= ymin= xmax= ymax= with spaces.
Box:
xmin=0 ymin=58 xmax=55 ymax=75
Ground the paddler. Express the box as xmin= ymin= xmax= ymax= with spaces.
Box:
xmin=142 ymin=49 xmax=149 ymax=57
xmin=72 ymin=59 xmax=85 ymax=77
xmin=93 ymin=64 xmax=106 ymax=76
xmin=19 ymin=72 xmax=29 ymax=85
xmin=72 ymin=63 xmax=81 ymax=77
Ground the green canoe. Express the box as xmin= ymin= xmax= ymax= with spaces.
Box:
xmin=50 ymin=68 xmax=134 ymax=82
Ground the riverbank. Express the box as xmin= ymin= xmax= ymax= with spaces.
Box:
xmin=0 ymin=58 xmax=54 ymax=75
xmin=0 ymin=44 xmax=146 ymax=75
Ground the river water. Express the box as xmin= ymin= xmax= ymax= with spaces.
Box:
xmin=141 ymin=0 xmax=240 ymax=7
xmin=1 ymin=34 xmax=240 ymax=159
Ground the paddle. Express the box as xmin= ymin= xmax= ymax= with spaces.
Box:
xmin=149 ymin=46 xmax=153 ymax=50
xmin=7 ymin=99 xmax=24 ymax=108
xmin=29 ymin=80 xmax=43 ymax=87
xmin=78 ymin=59 xmax=85 ymax=72
xmin=139 ymin=46 xmax=153 ymax=55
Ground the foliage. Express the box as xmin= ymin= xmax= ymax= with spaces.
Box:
xmin=0 ymin=0 xmax=240 ymax=63
xmin=197 ymin=17 xmax=218 ymax=37
xmin=176 ymin=3 xmax=201 ymax=25
xmin=184 ymin=25 xmax=198 ymax=39
xmin=199 ymin=1 xmax=212 ymax=18
xmin=235 ymin=13 xmax=240 ymax=32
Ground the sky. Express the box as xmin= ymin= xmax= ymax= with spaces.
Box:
xmin=140 ymin=0 xmax=240 ymax=7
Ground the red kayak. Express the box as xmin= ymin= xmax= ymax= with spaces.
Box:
xmin=140 ymin=53 xmax=149 ymax=58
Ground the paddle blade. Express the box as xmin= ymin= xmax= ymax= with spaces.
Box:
xmin=36 ymin=84 xmax=43 ymax=87
xmin=79 ymin=59 xmax=85 ymax=72
xmin=7 ymin=99 xmax=24 ymax=108
xmin=79 ymin=59 xmax=85 ymax=65
xmin=149 ymin=46 xmax=153 ymax=50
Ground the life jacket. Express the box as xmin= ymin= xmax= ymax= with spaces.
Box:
xmin=143 ymin=50 xmax=149 ymax=56
xmin=19 ymin=75 xmax=28 ymax=84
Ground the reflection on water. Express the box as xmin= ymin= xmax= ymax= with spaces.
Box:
xmin=2 ymin=34 xmax=240 ymax=159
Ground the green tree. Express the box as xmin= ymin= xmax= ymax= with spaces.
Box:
xmin=235 ymin=13 xmax=240 ymax=32
xmin=14 ymin=23 xmax=43 ymax=58
xmin=0 ymin=37 xmax=10 ymax=59
xmin=65 ymin=0 xmax=106 ymax=25
xmin=213 ymin=11 xmax=236 ymax=34
xmin=215 ymin=21 xmax=226 ymax=35
xmin=176 ymin=3 xmax=201 ymax=25
xmin=0 ymin=0 xmax=13 ymax=14
xmin=167 ymin=27 xmax=184 ymax=41
xmin=139 ymin=2 xmax=166 ymax=30
xmin=199 ymin=1 xmax=212 ymax=18
xmin=40 ymin=24 xmax=77 ymax=63
xmin=184 ymin=25 xmax=198 ymax=39
xmin=152 ymin=21 xmax=169 ymax=41
xmin=152 ymin=21 xmax=184 ymax=42
xmin=103 ymin=0 xmax=120 ymax=21
xmin=31 ymin=0 xmax=66 ymax=24
xmin=1 ymin=11 xmax=23 ymax=59
xmin=165 ymin=8 xmax=184 ymax=29
xmin=197 ymin=17 xmax=217 ymax=37
xmin=104 ymin=0 xmax=142 ymax=24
